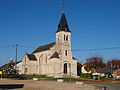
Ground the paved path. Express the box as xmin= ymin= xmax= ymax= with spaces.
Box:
xmin=85 ymin=81 xmax=120 ymax=90
xmin=0 ymin=79 xmax=99 ymax=90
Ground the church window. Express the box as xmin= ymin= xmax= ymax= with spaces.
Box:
xmin=46 ymin=56 xmax=47 ymax=63
xmin=39 ymin=56 xmax=41 ymax=63
xmin=66 ymin=35 xmax=68 ymax=41
xmin=65 ymin=50 xmax=67 ymax=56
xmin=25 ymin=68 xmax=28 ymax=74
xmin=64 ymin=63 xmax=67 ymax=74
xmin=25 ymin=56 xmax=27 ymax=64
xmin=39 ymin=58 xmax=40 ymax=63
xmin=64 ymin=35 xmax=65 ymax=41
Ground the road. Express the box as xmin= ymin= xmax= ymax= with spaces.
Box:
xmin=0 ymin=79 xmax=98 ymax=90
xmin=84 ymin=81 xmax=120 ymax=90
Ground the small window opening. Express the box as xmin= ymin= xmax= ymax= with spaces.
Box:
xmin=64 ymin=35 xmax=66 ymax=41
xmin=46 ymin=56 xmax=47 ymax=63
xmin=66 ymin=35 xmax=68 ymax=41
xmin=65 ymin=50 xmax=67 ymax=56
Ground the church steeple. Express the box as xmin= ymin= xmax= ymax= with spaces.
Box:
xmin=56 ymin=12 xmax=71 ymax=33
xmin=56 ymin=0 xmax=71 ymax=33
xmin=56 ymin=0 xmax=72 ymax=62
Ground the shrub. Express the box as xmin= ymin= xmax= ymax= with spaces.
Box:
xmin=80 ymin=73 xmax=92 ymax=79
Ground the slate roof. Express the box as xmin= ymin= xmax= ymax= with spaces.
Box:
xmin=32 ymin=42 xmax=55 ymax=53
xmin=72 ymin=57 xmax=77 ymax=60
xmin=56 ymin=12 xmax=71 ymax=33
xmin=17 ymin=61 xmax=22 ymax=64
xmin=50 ymin=52 xmax=60 ymax=59
xmin=26 ymin=53 xmax=37 ymax=61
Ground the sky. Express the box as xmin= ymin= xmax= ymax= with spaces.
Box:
xmin=0 ymin=0 xmax=120 ymax=65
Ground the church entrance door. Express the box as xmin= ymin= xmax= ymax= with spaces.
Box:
xmin=64 ymin=63 xmax=67 ymax=74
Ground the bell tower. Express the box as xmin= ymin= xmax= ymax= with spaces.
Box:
xmin=55 ymin=0 xmax=77 ymax=77
xmin=56 ymin=10 xmax=72 ymax=60
xmin=56 ymin=11 xmax=71 ymax=43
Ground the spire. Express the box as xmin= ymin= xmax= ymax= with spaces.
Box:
xmin=62 ymin=0 xmax=65 ymax=14
xmin=56 ymin=0 xmax=71 ymax=33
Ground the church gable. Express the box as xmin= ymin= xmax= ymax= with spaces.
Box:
xmin=26 ymin=53 xmax=37 ymax=61
xmin=50 ymin=52 xmax=60 ymax=59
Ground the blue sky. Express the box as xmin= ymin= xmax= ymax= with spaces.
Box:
xmin=0 ymin=0 xmax=120 ymax=65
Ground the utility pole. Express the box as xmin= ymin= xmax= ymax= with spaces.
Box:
xmin=15 ymin=44 xmax=18 ymax=69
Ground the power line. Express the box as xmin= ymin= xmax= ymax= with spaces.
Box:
xmin=0 ymin=45 xmax=13 ymax=49
xmin=18 ymin=45 xmax=120 ymax=51
xmin=0 ymin=44 xmax=35 ymax=49
xmin=0 ymin=44 xmax=120 ymax=51
xmin=18 ymin=44 xmax=35 ymax=49
xmin=72 ymin=46 xmax=120 ymax=51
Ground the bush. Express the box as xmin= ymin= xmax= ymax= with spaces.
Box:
xmin=80 ymin=73 xmax=92 ymax=79
xmin=19 ymin=74 xmax=54 ymax=80
xmin=2 ymin=60 xmax=19 ymax=78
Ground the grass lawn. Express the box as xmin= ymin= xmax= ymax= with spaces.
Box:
xmin=15 ymin=74 xmax=120 ymax=82
xmin=18 ymin=74 xmax=94 ymax=81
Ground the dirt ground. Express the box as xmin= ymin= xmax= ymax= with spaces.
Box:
xmin=0 ymin=79 xmax=99 ymax=90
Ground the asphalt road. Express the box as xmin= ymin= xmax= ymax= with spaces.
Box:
xmin=84 ymin=82 xmax=120 ymax=90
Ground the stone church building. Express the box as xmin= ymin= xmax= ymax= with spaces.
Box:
xmin=22 ymin=11 xmax=77 ymax=78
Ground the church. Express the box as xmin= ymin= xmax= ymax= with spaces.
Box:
xmin=22 ymin=10 xmax=77 ymax=78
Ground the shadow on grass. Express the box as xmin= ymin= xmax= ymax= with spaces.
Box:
xmin=0 ymin=84 xmax=24 ymax=89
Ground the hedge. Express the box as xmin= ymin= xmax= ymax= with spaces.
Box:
xmin=80 ymin=73 xmax=92 ymax=79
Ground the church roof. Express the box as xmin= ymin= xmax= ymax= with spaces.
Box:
xmin=26 ymin=53 xmax=37 ymax=61
xmin=72 ymin=57 xmax=77 ymax=60
xmin=32 ymin=42 xmax=55 ymax=53
xmin=56 ymin=12 xmax=71 ymax=33
xmin=50 ymin=52 xmax=59 ymax=59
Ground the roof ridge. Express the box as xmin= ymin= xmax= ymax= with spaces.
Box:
xmin=32 ymin=42 xmax=56 ymax=53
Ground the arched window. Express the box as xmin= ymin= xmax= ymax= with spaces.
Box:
xmin=25 ymin=68 xmax=28 ymax=74
xmin=66 ymin=35 xmax=68 ymax=41
xmin=64 ymin=63 xmax=67 ymax=74
xmin=39 ymin=56 xmax=41 ymax=63
xmin=46 ymin=56 xmax=47 ymax=63
xmin=65 ymin=50 xmax=67 ymax=56
xmin=64 ymin=35 xmax=66 ymax=41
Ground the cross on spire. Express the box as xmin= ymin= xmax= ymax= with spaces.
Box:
xmin=56 ymin=0 xmax=71 ymax=33
xmin=62 ymin=0 xmax=64 ymax=13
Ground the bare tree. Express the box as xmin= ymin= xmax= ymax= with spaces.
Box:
xmin=107 ymin=59 xmax=120 ymax=70
xmin=86 ymin=56 xmax=106 ymax=72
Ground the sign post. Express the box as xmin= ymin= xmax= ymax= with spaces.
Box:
xmin=69 ymin=63 xmax=71 ymax=83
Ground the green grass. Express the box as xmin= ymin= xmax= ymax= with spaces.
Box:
xmin=19 ymin=74 xmax=56 ymax=80
xmin=21 ymin=75 xmax=49 ymax=78
xmin=18 ymin=74 xmax=96 ymax=81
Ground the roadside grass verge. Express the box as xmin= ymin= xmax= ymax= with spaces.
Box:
xmin=17 ymin=74 xmax=118 ymax=82
xmin=18 ymin=74 xmax=94 ymax=81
